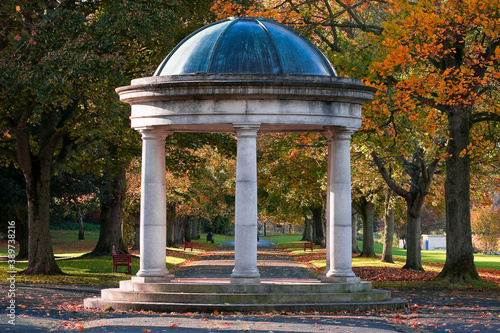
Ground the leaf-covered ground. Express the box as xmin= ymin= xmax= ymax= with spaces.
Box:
xmin=290 ymin=250 xmax=500 ymax=285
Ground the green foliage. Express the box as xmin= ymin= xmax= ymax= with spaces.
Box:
xmin=258 ymin=133 xmax=327 ymax=226
xmin=0 ymin=164 xmax=26 ymax=220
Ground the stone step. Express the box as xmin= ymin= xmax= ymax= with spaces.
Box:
xmin=85 ymin=280 xmax=407 ymax=313
xmin=119 ymin=280 xmax=373 ymax=294
xmin=84 ymin=298 xmax=407 ymax=313
xmin=101 ymin=288 xmax=391 ymax=304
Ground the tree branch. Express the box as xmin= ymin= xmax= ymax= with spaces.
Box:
xmin=371 ymin=151 xmax=410 ymax=201
xmin=472 ymin=112 xmax=500 ymax=124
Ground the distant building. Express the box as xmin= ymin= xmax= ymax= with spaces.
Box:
xmin=422 ymin=234 xmax=446 ymax=251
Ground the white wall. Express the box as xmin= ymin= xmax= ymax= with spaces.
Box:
xmin=422 ymin=234 xmax=446 ymax=251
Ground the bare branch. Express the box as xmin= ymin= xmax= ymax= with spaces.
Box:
xmin=371 ymin=151 xmax=410 ymax=201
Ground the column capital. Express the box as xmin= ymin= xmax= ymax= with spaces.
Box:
xmin=233 ymin=123 xmax=261 ymax=137
xmin=322 ymin=126 xmax=355 ymax=141
xmin=136 ymin=127 xmax=172 ymax=140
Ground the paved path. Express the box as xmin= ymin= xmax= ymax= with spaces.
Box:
xmin=174 ymin=239 xmax=317 ymax=280
xmin=1 ymin=240 xmax=499 ymax=332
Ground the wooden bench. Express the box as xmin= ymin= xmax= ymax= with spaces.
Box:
xmin=112 ymin=245 xmax=131 ymax=274
xmin=183 ymin=241 xmax=194 ymax=251
xmin=303 ymin=241 xmax=314 ymax=251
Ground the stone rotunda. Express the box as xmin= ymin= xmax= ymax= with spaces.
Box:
xmin=85 ymin=17 xmax=406 ymax=312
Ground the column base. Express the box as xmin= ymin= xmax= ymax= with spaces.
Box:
xmin=319 ymin=275 xmax=360 ymax=283
xmin=230 ymin=276 xmax=261 ymax=285
xmin=132 ymin=275 xmax=174 ymax=283
xmin=134 ymin=269 xmax=174 ymax=283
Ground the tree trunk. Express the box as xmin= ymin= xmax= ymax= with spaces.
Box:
xmin=175 ymin=215 xmax=186 ymax=245
xmin=191 ymin=216 xmax=200 ymax=240
xmin=402 ymin=209 xmax=423 ymax=270
xmin=12 ymin=208 xmax=29 ymax=261
xmin=436 ymin=111 xmax=480 ymax=282
xmin=78 ymin=208 xmax=85 ymax=240
xmin=381 ymin=189 xmax=394 ymax=263
xmin=184 ymin=215 xmax=192 ymax=243
xmin=360 ymin=201 xmax=376 ymax=257
xmin=352 ymin=212 xmax=361 ymax=254
xmin=131 ymin=214 xmax=140 ymax=251
xmin=22 ymin=159 xmax=63 ymax=275
xmin=358 ymin=200 xmax=376 ymax=258
xmin=166 ymin=202 xmax=176 ymax=247
xmin=90 ymin=169 xmax=127 ymax=256
xmin=301 ymin=216 xmax=312 ymax=241
xmin=311 ymin=206 xmax=324 ymax=246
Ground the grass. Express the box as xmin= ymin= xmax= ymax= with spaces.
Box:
xmin=0 ymin=230 xmax=233 ymax=286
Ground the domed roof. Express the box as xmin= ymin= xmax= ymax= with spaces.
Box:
xmin=155 ymin=17 xmax=336 ymax=77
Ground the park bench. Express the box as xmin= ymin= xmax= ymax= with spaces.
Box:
xmin=112 ymin=245 xmax=132 ymax=274
xmin=303 ymin=241 xmax=314 ymax=251
xmin=183 ymin=241 xmax=194 ymax=251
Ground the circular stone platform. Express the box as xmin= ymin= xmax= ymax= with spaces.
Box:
xmin=84 ymin=279 xmax=406 ymax=313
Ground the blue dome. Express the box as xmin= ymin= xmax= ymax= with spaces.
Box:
xmin=155 ymin=17 xmax=336 ymax=76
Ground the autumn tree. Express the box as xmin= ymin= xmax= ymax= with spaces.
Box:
xmin=471 ymin=206 xmax=500 ymax=253
xmin=0 ymin=1 xmax=125 ymax=274
xmin=0 ymin=0 xmax=216 ymax=273
xmin=367 ymin=0 xmax=500 ymax=282
xmin=124 ymin=133 xmax=237 ymax=248
xmin=350 ymin=144 xmax=386 ymax=257
xmin=258 ymin=133 xmax=327 ymax=245
xmin=182 ymin=140 xmax=237 ymax=237
xmin=371 ymin=147 xmax=441 ymax=270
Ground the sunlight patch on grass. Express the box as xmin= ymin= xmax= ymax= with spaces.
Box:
xmin=166 ymin=256 xmax=187 ymax=267
xmin=310 ymin=260 xmax=325 ymax=269
xmin=473 ymin=253 xmax=500 ymax=270
xmin=55 ymin=252 xmax=91 ymax=259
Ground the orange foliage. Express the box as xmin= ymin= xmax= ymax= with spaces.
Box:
xmin=361 ymin=0 xmax=499 ymax=167
xmin=210 ymin=0 xmax=302 ymax=24
xmin=370 ymin=0 xmax=499 ymax=116
xmin=471 ymin=206 xmax=500 ymax=252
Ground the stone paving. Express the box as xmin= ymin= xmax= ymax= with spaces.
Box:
xmin=174 ymin=239 xmax=318 ymax=280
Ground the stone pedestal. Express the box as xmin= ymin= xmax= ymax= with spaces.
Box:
xmin=135 ymin=128 xmax=173 ymax=283
xmin=321 ymin=128 xmax=360 ymax=283
xmin=231 ymin=124 xmax=261 ymax=284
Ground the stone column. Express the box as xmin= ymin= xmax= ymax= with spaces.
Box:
xmin=320 ymin=127 xmax=360 ymax=283
xmin=231 ymin=124 xmax=261 ymax=284
xmin=133 ymin=127 xmax=174 ymax=283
